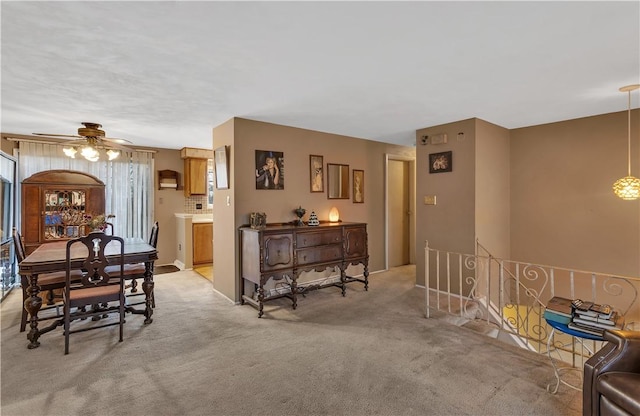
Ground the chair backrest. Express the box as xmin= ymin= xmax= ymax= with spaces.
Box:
xmin=12 ymin=228 xmax=26 ymax=263
xmin=66 ymin=232 xmax=125 ymax=288
xmin=149 ymin=221 xmax=159 ymax=248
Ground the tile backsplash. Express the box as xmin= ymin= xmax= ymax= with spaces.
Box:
xmin=184 ymin=196 xmax=213 ymax=214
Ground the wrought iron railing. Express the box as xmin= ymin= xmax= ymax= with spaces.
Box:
xmin=424 ymin=240 xmax=640 ymax=367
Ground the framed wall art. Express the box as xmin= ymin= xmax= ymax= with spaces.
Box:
xmin=429 ymin=151 xmax=452 ymax=174
xmin=255 ymin=150 xmax=284 ymax=190
xmin=353 ymin=169 xmax=364 ymax=203
xmin=214 ymin=145 xmax=230 ymax=189
xmin=309 ymin=155 xmax=324 ymax=192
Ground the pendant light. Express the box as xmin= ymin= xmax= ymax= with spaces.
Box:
xmin=612 ymin=84 xmax=640 ymax=200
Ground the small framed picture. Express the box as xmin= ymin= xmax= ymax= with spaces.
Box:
xmin=214 ymin=145 xmax=230 ymax=189
xmin=353 ymin=169 xmax=364 ymax=203
xmin=429 ymin=151 xmax=452 ymax=174
xmin=309 ymin=155 xmax=324 ymax=192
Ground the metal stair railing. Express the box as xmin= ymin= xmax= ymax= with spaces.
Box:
xmin=424 ymin=240 xmax=640 ymax=366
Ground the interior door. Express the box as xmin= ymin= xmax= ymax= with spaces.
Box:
xmin=388 ymin=159 xmax=410 ymax=267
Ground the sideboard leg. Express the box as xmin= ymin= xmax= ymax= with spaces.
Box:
xmin=364 ymin=262 xmax=369 ymax=291
xmin=257 ymin=282 xmax=265 ymax=318
xmin=290 ymin=273 xmax=298 ymax=310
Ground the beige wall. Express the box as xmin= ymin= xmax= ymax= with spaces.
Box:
xmin=153 ymin=148 xmax=187 ymax=266
xmin=475 ymin=119 xmax=511 ymax=260
xmin=212 ymin=117 xmax=415 ymax=302
xmin=510 ymin=110 xmax=640 ymax=277
xmin=212 ymin=119 xmax=236 ymax=301
xmin=415 ymin=119 xmax=477 ymax=287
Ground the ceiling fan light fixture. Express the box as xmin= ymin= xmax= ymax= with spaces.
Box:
xmin=106 ymin=149 xmax=120 ymax=160
xmin=80 ymin=145 xmax=99 ymax=161
xmin=62 ymin=146 xmax=77 ymax=158
xmin=613 ymin=84 xmax=640 ymax=201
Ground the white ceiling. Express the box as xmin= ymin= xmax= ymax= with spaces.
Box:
xmin=2 ymin=1 xmax=639 ymax=150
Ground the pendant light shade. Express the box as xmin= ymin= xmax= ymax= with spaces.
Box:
xmin=613 ymin=175 xmax=640 ymax=200
xmin=613 ymin=84 xmax=640 ymax=200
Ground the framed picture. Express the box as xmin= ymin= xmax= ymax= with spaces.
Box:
xmin=309 ymin=155 xmax=324 ymax=192
xmin=429 ymin=151 xmax=452 ymax=174
xmin=214 ymin=145 xmax=230 ymax=189
xmin=255 ymin=150 xmax=284 ymax=190
xmin=353 ymin=169 xmax=364 ymax=203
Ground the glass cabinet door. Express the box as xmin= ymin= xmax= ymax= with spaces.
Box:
xmin=43 ymin=189 xmax=86 ymax=240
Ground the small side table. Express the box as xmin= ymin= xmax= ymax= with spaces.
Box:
xmin=545 ymin=319 xmax=604 ymax=394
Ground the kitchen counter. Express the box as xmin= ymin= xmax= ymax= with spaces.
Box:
xmin=174 ymin=213 xmax=213 ymax=269
xmin=175 ymin=213 xmax=213 ymax=223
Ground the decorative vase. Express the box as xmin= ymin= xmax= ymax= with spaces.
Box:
xmin=294 ymin=206 xmax=306 ymax=226
xmin=307 ymin=211 xmax=319 ymax=226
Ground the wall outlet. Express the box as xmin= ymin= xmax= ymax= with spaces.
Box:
xmin=196 ymin=203 xmax=202 ymax=209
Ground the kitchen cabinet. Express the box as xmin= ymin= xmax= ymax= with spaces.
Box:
xmin=193 ymin=222 xmax=213 ymax=265
xmin=183 ymin=158 xmax=208 ymax=197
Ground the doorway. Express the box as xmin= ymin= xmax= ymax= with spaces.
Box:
xmin=386 ymin=156 xmax=415 ymax=268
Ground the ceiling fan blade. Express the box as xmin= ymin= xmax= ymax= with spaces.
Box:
xmin=103 ymin=137 xmax=133 ymax=145
xmin=32 ymin=133 xmax=83 ymax=139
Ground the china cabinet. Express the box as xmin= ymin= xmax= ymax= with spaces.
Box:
xmin=21 ymin=170 xmax=105 ymax=255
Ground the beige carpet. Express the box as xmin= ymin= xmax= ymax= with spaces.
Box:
xmin=1 ymin=265 xmax=582 ymax=416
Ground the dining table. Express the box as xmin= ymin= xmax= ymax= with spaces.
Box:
xmin=18 ymin=238 xmax=158 ymax=349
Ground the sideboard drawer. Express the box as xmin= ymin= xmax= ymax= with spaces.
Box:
xmin=297 ymin=244 xmax=342 ymax=265
xmin=296 ymin=230 xmax=342 ymax=248
xmin=262 ymin=234 xmax=294 ymax=271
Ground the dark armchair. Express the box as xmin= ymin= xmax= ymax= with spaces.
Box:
xmin=583 ymin=329 xmax=640 ymax=416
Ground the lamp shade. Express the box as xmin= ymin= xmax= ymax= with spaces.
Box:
xmin=613 ymin=176 xmax=640 ymax=200
xmin=329 ymin=207 xmax=340 ymax=222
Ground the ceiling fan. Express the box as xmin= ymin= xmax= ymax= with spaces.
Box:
xmin=33 ymin=122 xmax=133 ymax=161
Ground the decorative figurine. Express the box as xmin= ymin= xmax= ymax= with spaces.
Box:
xmin=307 ymin=211 xmax=320 ymax=226
xmin=294 ymin=206 xmax=306 ymax=226
xmin=250 ymin=212 xmax=267 ymax=229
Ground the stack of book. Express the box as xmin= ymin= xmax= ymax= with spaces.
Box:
xmin=543 ymin=296 xmax=573 ymax=324
xmin=569 ymin=299 xmax=624 ymax=336
xmin=543 ymin=296 xmax=625 ymax=337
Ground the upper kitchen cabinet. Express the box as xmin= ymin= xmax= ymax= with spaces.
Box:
xmin=181 ymin=147 xmax=213 ymax=197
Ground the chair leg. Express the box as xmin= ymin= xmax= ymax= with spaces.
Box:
xmin=46 ymin=290 xmax=55 ymax=305
xmin=20 ymin=308 xmax=28 ymax=332
xmin=130 ymin=278 xmax=138 ymax=293
xmin=119 ymin=299 xmax=124 ymax=342
xmin=64 ymin=305 xmax=70 ymax=355
xmin=20 ymin=286 xmax=28 ymax=332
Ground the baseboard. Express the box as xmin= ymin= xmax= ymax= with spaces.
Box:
xmin=173 ymin=260 xmax=186 ymax=270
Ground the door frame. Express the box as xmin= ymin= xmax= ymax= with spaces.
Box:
xmin=384 ymin=154 xmax=416 ymax=270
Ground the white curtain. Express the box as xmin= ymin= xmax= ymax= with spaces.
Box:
xmin=17 ymin=142 xmax=154 ymax=240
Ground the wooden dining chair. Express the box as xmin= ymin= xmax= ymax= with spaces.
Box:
xmin=63 ymin=232 xmax=126 ymax=355
xmin=107 ymin=221 xmax=159 ymax=307
xmin=13 ymin=228 xmax=84 ymax=332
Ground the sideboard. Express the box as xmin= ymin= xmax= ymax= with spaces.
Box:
xmin=239 ymin=222 xmax=368 ymax=317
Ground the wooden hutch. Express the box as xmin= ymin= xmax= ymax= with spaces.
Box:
xmin=21 ymin=170 xmax=105 ymax=255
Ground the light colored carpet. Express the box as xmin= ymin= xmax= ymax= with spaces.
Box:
xmin=1 ymin=265 xmax=582 ymax=416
